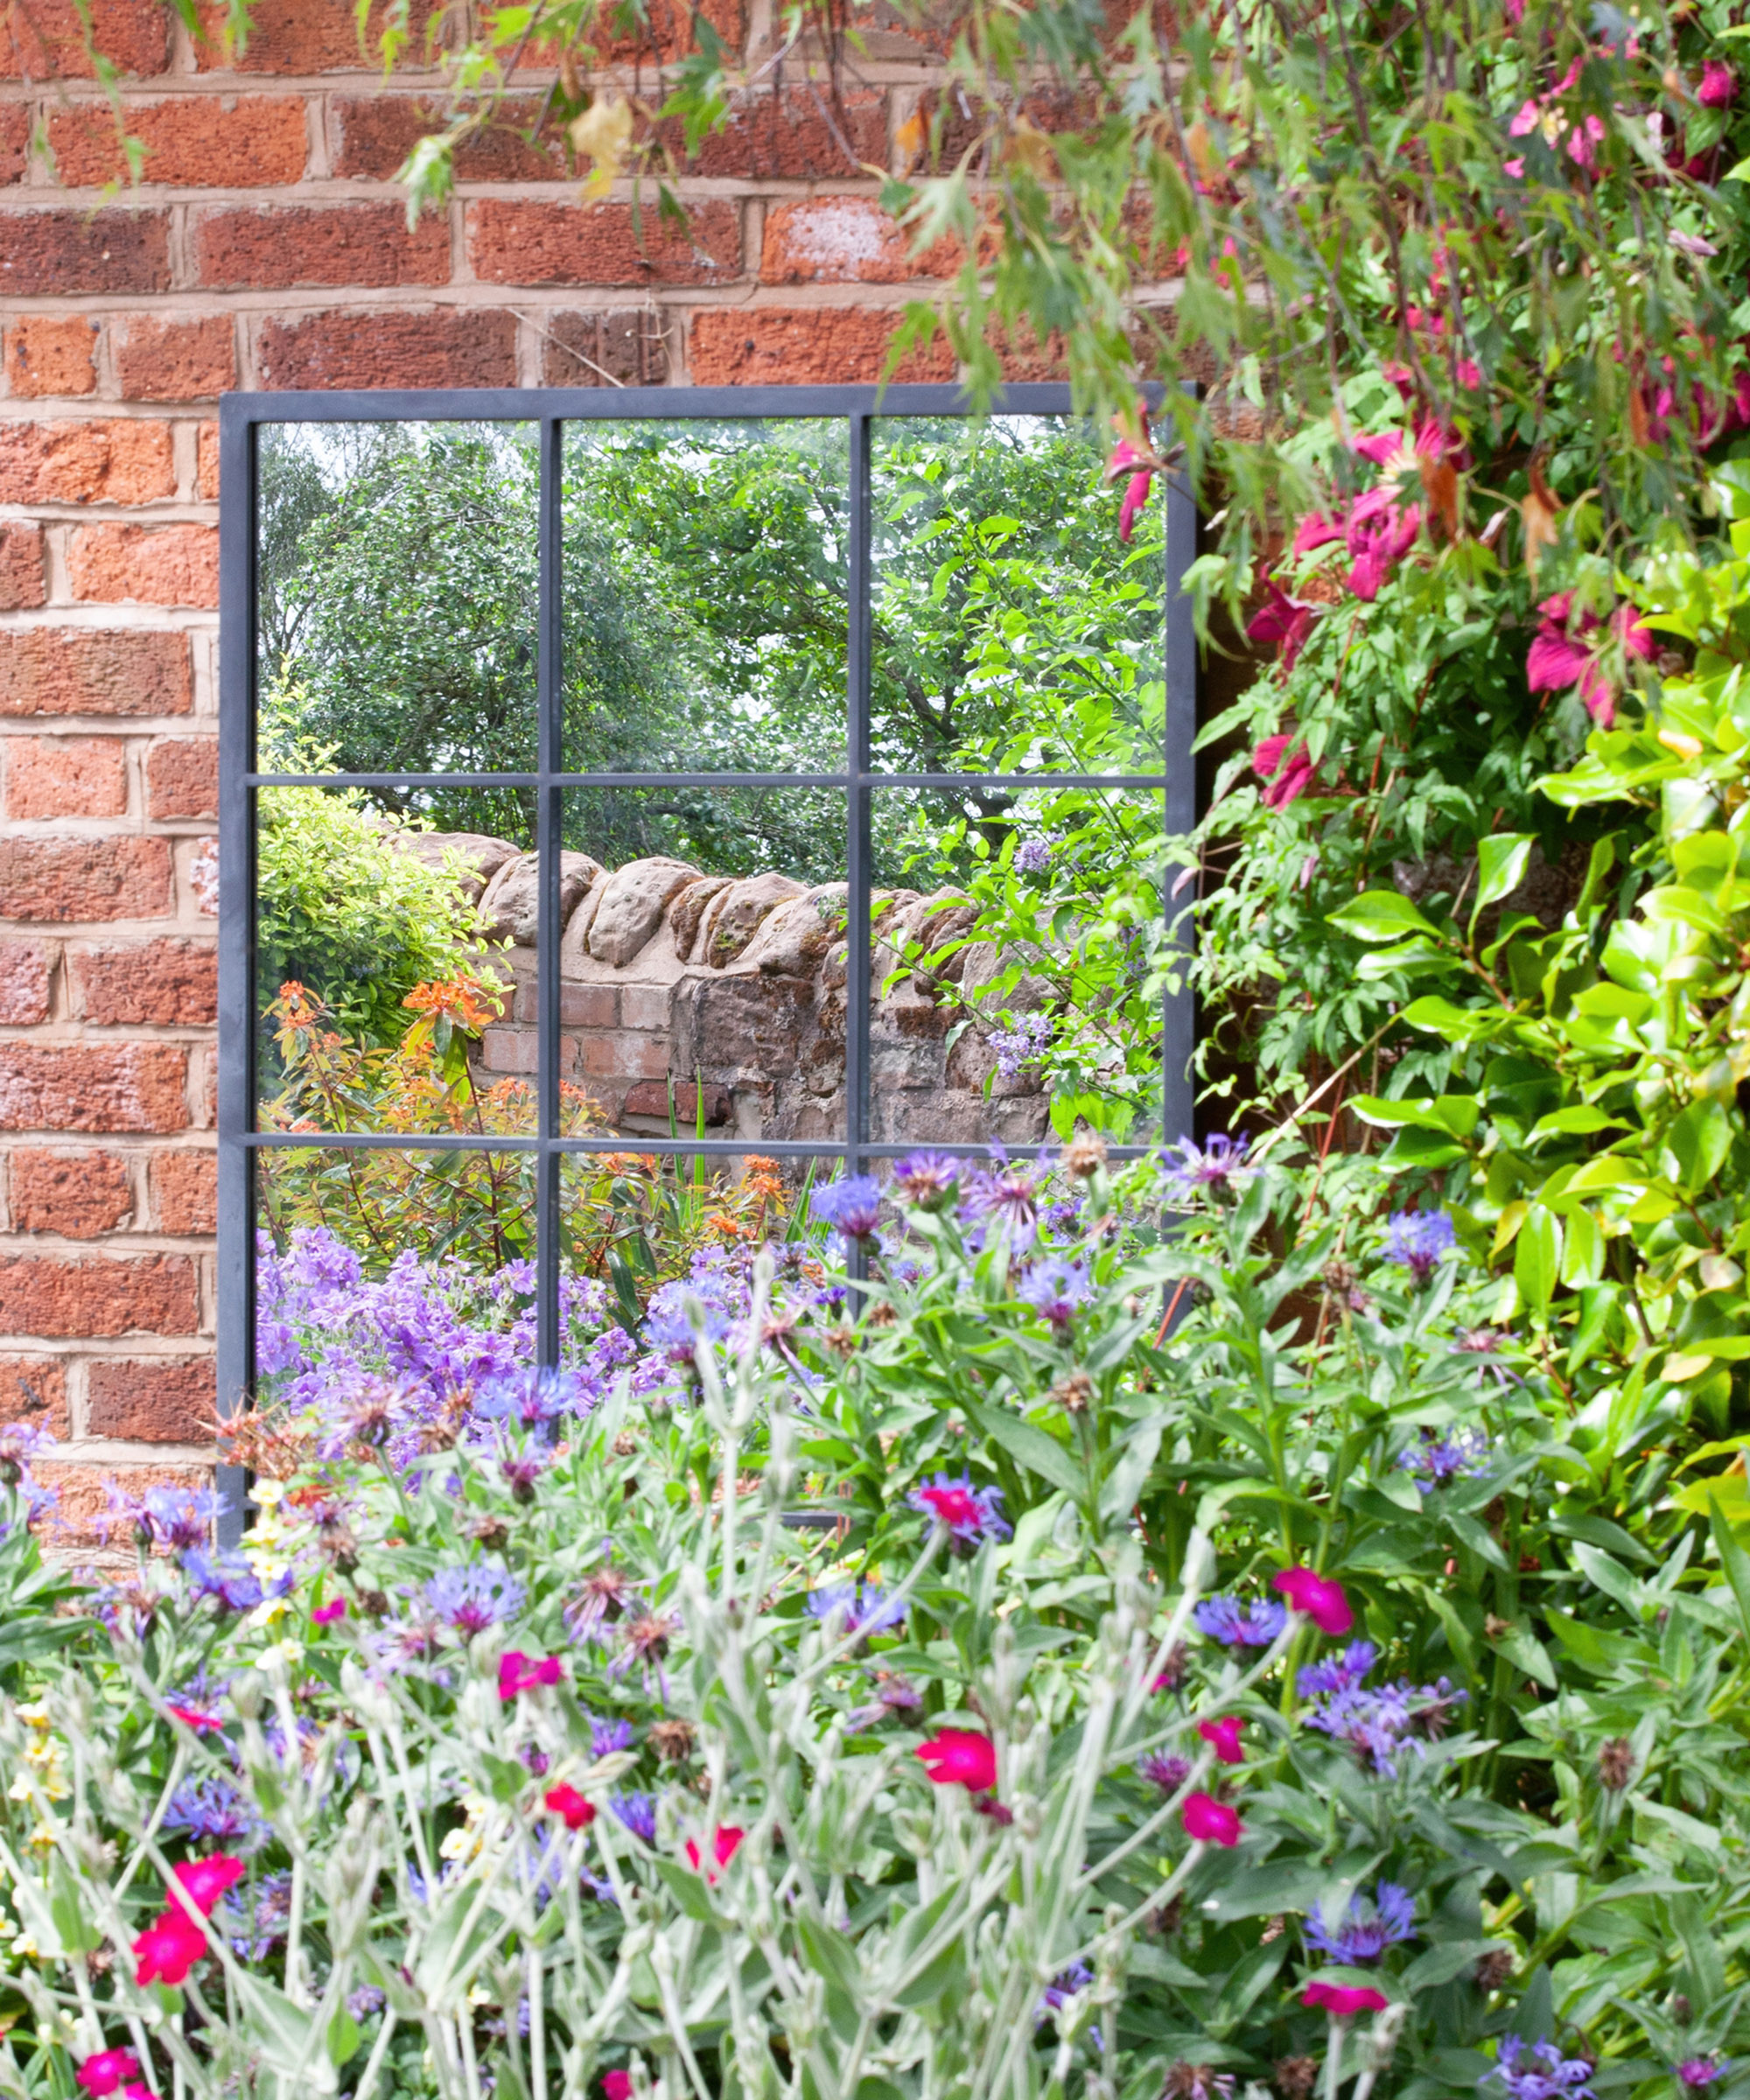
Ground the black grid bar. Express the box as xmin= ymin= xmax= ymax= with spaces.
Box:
xmin=220 ymin=382 xmax=1194 ymax=1537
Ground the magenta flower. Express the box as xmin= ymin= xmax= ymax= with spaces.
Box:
xmin=312 ymin=1597 xmax=346 ymax=1626
xmin=1181 ymin=1791 xmax=1243 ymax=1845
xmin=1302 ymin=1978 xmax=1389 ymax=2017
xmin=499 ymin=1651 xmax=564 ymax=1700
xmin=1292 ymin=511 xmax=1345 ymax=556
xmin=914 ymin=1729 xmax=998 ymax=1791
xmin=1698 ymin=60 xmax=1737 ymax=107
xmin=1526 ymin=592 xmax=1653 ymax=729
xmin=1343 ymin=486 xmax=1421 ymax=600
xmin=1253 ymin=732 xmax=1322 ymax=809
xmin=1106 ymin=437 xmax=1156 ymax=542
xmin=1246 ymin=580 xmax=1318 ymax=671
xmin=1198 ymin=1716 xmax=1245 ymax=1765
xmin=1273 ymin=1566 xmax=1354 ymax=1636
xmin=76 ymin=2052 xmax=144 ymax=2098
xmin=171 ymin=1855 xmax=247 ymax=1916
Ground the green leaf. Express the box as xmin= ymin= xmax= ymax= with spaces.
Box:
xmin=1475 ymin=834 xmax=1535 ymax=912
xmin=1707 ymin=1494 xmax=1750 ymax=1642
xmin=1326 ymin=891 xmax=1442 ymax=944
xmin=648 ymin=1856 xmax=718 ymax=1924
xmin=965 ymin=1399 xmax=1081 ymax=1496
xmin=1513 ymin=1205 xmax=1561 ymax=1312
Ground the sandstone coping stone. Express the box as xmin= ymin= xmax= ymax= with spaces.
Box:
xmin=697 ymin=870 xmax=808 ymax=968
xmin=585 ymin=857 xmax=701 ymax=969
xmin=734 ymin=883 xmax=847 ymax=976
xmin=668 ymin=875 xmax=732 ymax=961
xmin=479 ymin=850 xmax=602 ymax=945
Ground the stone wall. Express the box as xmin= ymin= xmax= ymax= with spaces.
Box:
xmin=0 ymin=0 xmax=1018 ymax=1537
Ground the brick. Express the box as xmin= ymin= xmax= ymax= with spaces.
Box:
xmin=0 ymin=1358 xmax=68 ymax=1435
xmin=619 ymin=984 xmax=673 ymax=1032
xmin=0 ymin=1251 xmax=195 ymax=1336
xmin=0 ymin=940 xmax=50 ymax=1023
xmin=88 ymin=1355 xmax=214 ymax=1439
xmin=194 ymin=0 xmax=443 ymax=74
xmin=689 ymin=306 xmax=954 ymax=386
xmin=761 ymin=196 xmax=956 ymax=284
xmin=9 ymin=1148 xmax=132 ymax=1236
xmin=540 ymin=309 xmax=669 ymax=388
xmin=0 ymin=837 xmax=172 ymax=923
xmin=144 ymin=738 xmax=216 ymax=820
xmin=69 ymin=938 xmax=214 ymax=1025
xmin=150 ymin=1149 xmax=214 ymax=1234
xmin=257 ymin=305 xmax=517 ymax=390
xmin=4 ymin=736 xmax=128 ymax=820
xmin=0 ymin=1044 xmax=186 ymax=1132
xmin=0 ymin=419 xmax=173 ymax=505
xmin=560 ymin=984 xmax=617 ymax=1027
xmin=580 ymin=1032 xmax=669 ymax=1080
xmin=0 ymin=209 xmax=171 ymax=296
xmin=1 ymin=1 xmax=170 ymax=79
xmin=0 ymin=630 xmax=190 ymax=719
xmin=48 ymin=94 xmax=307 ymax=187
xmin=480 ymin=1026 xmax=537 ymax=1075
xmin=198 ymin=421 xmax=218 ymax=499
xmin=0 ymin=106 xmax=28 ymax=183
xmin=33 ymin=1460 xmax=208 ymax=1543
xmin=114 ymin=316 xmax=237 ymax=401
xmin=68 ymin=524 xmax=220 ymax=608
xmin=0 ymin=524 xmax=45 ymax=611
xmin=623 ymin=1078 xmax=729 ymax=1123
xmin=4 ymin=315 xmax=98 ymax=397
xmin=685 ymin=88 xmax=886 ymax=179
xmin=467 ymin=200 xmax=738 ymax=288
xmin=194 ymin=201 xmax=450 ymax=290
xmin=332 ymin=93 xmax=562 ymax=180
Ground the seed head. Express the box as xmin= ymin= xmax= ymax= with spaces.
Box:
xmin=1050 ymin=1368 xmax=1095 ymax=1413
xmin=1598 ymin=1737 xmax=1635 ymax=1791
xmin=1060 ymin=1133 xmax=1109 ymax=1180
xmin=1275 ymin=2060 xmax=1320 ymax=2100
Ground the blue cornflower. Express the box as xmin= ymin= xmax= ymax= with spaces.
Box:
xmin=1017 ymin=1256 xmax=1092 ymax=1330
xmin=182 ymin=1548 xmax=284 ymax=1614
xmin=227 ymin=1870 xmax=293 ymax=1960
xmin=1382 ymin=1209 xmax=1457 ymax=1285
xmin=642 ymin=1285 xmax=731 ymax=1368
xmin=1305 ymin=1881 xmax=1417 ymax=1964
xmin=1296 ymin=1641 xmax=1379 ymax=1698
xmin=1486 ymin=2037 xmax=1597 ymax=2100
xmin=1161 ymin=1133 xmax=1251 ymax=1204
xmin=425 ymin=1561 xmax=526 ymax=1636
xmin=807 ymin=1583 xmax=906 ymax=1637
xmin=164 ymin=1775 xmax=269 ymax=1850
xmin=1399 ymin=1426 xmax=1491 ymax=1489
xmin=1040 ymin=1962 xmax=1094 ymax=2013
xmin=1194 ymin=1595 xmax=1288 ymax=1648
xmin=811 ymin=1176 xmax=883 ymax=1242
xmin=145 ymin=1486 xmax=219 ymax=1552
xmin=348 ymin=1986 xmax=387 ymax=2020
xmin=590 ymin=1715 xmax=635 ymax=1758
xmin=908 ymin=1471 xmax=1012 ymax=1544
xmin=0 ymin=1420 xmax=53 ymax=1486
xmin=959 ymin=1157 xmax=1040 ymax=1237
xmin=474 ymin=1367 xmax=579 ymax=1430
xmin=891 ymin=1152 xmax=963 ymax=1208
xmin=610 ymin=1792 xmax=657 ymax=1844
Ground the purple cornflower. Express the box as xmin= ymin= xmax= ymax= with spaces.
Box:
xmin=144 ymin=1486 xmax=218 ymax=1553
xmin=476 ymin=1367 xmax=579 ymax=1430
xmin=908 ymin=1471 xmax=1012 ymax=1543
xmin=1305 ymin=1881 xmax=1417 ymax=1964
xmin=610 ymin=1792 xmax=657 ymax=1844
xmin=1040 ymin=1962 xmax=1094 ymax=2013
xmin=1303 ymin=1670 xmax=1467 ymax=1777
xmin=990 ymin=1012 xmax=1052 ymax=1084
xmin=1487 ymin=2037 xmax=1596 ymax=2100
xmin=643 ymin=1286 xmax=732 ymax=1368
xmin=163 ymin=1775 xmax=269 ymax=1850
xmin=424 ymin=1561 xmax=526 ymax=1635
xmin=0 ymin=1420 xmax=52 ymax=1486
xmin=1399 ymin=1426 xmax=1491 ymax=1490
xmin=589 ymin=1715 xmax=636 ymax=1758
xmin=1452 ymin=1328 xmax=1523 ymax=1388
xmin=1383 ymin=1209 xmax=1457 ymax=1285
xmin=808 ymin=1583 xmax=906 ymax=1637
xmin=960 ymin=1156 xmax=1040 ymax=1237
xmin=1138 ymin=1753 xmax=1192 ymax=1795
xmin=1678 ymin=2063 xmax=1723 ymax=2090
xmin=227 ymin=1870 xmax=293 ymax=1960
xmin=1194 ymin=1595 xmax=1288 ymax=1648
xmin=1161 ymin=1133 xmax=1252 ymax=1204
xmin=891 ymin=1152 xmax=963 ymax=1208
xmin=1013 ymin=837 xmax=1054 ymax=874
xmin=1297 ymin=1642 xmax=1379 ymax=1698
xmin=811 ymin=1176 xmax=883 ymax=1242
xmin=1017 ymin=1256 xmax=1092 ymax=1330
xmin=181 ymin=1548 xmax=280 ymax=1614
xmin=501 ymin=1452 xmax=545 ymax=1502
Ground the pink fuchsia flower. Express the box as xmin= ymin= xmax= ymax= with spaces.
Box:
xmin=165 ymin=1704 xmax=224 ymax=1733
xmin=1699 ymin=60 xmax=1738 ymax=107
xmin=1302 ymin=1978 xmax=1390 ymax=2017
xmin=170 ymin=1855 xmax=246 ymax=1916
xmin=311 ymin=1598 xmax=346 ymax=1626
xmin=1246 ymin=580 xmax=1318 ymax=671
xmin=1180 ymin=1791 xmax=1243 ymax=1845
xmin=603 ymin=2076 xmax=633 ymax=2100
xmin=499 ymin=1651 xmax=564 ymax=1700
xmin=1198 ymin=1716 xmax=1245 ymax=1765
xmin=544 ymin=1783 xmax=597 ymax=1830
xmin=914 ymin=1728 xmax=998 ymax=1792
xmin=132 ymin=1908 xmax=207 ymax=1987
xmin=683 ymin=1825 xmax=745 ymax=1883
xmin=1273 ymin=1566 xmax=1354 ymax=1636
xmin=76 ymin=2052 xmax=143 ymax=2098
xmin=1253 ymin=733 xmax=1322 ymax=810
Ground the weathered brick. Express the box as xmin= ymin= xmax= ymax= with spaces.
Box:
xmin=194 ymin=202 xmax=450 ymax=290
xmin=688 ymin=305 xmax=954 ymax=385
xmin=0 ymin=419 xmax=174 ymax=505
xmin=0 ymin=105 xmax=28 ymax=183
xmin=68 ymin=524 xmax=220 ymax=609
xmin=0 ymin=1253 xmax=196 ymax=1337
xmin=144 ymin=738 xmax=216 ymax=820
xmin=150 ymin=1149 xmax=215 ymax=1234
xmin=467 ymin=200 xmax=739 ymax=287
xmin=0 ymin=940 xmax=51 ymax=1024
xmin=198 ymin=421 xmax=219 ymax=499
xmin=257 ymin=306 xmax=517 ymax=390
xmin=580 ymin=1032 xmax=669 ymax=1080
xmin=9 ymin=1148 xmax=132 ymax=1236
xmin=88 ymin=1355 xmax=216 ymax=1440
xmin=332 ymin=92 xmax=561 ymax=180
xmin=623 ymin=1078 xmax=729 ymax=1123
xmin=684 ymin=88 xmax=886 ymax=179
xmin=0 ymin=630 xmax=190 ymax=719
xmin=4 ymin=736 xmax=128 ymax=820
xmin=761 ymin=196 xmax=956 ymax=284
xmin=1 ymin=0 xmax=170 ymax=79
xmin=47 ymin=94 xmax=307 ymax=187
xmin=194 ymin=0 xmax=443 ymax=74
xmin=4 ymin=315 xmax=98 ymax=396
xmin=560 ymin=984 xmax=617 ymax=1027
xmin=0 ymin=837 xmax=172 ymax=923
xmin=0 ymin=209 xmax=171 ymax=296
xmin=33 ymin=1460 xmax=208 ymax=1542
xmin=0 ymin=1044 xmax=186 ymax=1132
xmin=69 ymin=938 xmax=215 ymax=1025
xmin=114 ymin=316 xmax=237 ymax=401
xmin=0 ymin=1358 xmax=69 ymax=1436
xmin=540 ymin=309 xmax=670 ymax=388
xmin=0 ymin=524 xmax=45 ymax=611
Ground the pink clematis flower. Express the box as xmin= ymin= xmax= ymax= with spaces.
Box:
xmin=1197 ymin=1716 xmax=1245 ymax=1765
xmin=171 ymin=1856 xmax=246 ymax=1916
xmin=1526 ymin=593 xmax=1653 ymax=729
xmin=1343 ymin=486 xmax=1422 ymax=600
xmin=1246 ymin=580 xmax=1319 ymax=671
xmin=1253 ymin=733 xmax=1322 ymax=810
xmin=132 ymin=1908 xmax=208 ymax=1988
xmin=76 ymin=2052 xmax=143 ymax=2098
xmin=1181 ymin=1791 xmax=1243 ymax=1845
xmin=1273 ymin=1566 xmax=1354 ymax=1636
xmin=312 ymin=1597 xmax=346 ymax=1626
xmin=683 ymin=1826 xmax=745 ymax=1883
xmin=1303 ymin=1978 xmax=1390 ymax=2017
xmin=498 ymin=1651 xmax=564 ymax=1700
xmin=1292 ymin=511 xmax=1346 ymax=556
xmin=914 ymin=1728 xmax=998 ymax=1792
xmin=1699 ymin=60 xmax=1738 ymax=107
xmin=544 ymin=1783 xmax=597 ymax=1830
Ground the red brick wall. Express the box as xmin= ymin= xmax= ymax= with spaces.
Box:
xmin=0 ymin=0 xmax=976 ymax=1536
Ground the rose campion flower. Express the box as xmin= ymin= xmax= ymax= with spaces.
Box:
xmin=907 ymin=1472 xmax=1011 ymax=1544
xmin=312 ymin=1597 xmax=346 ymax=1625
xmin=76 ymin=2052 xmax=143 ymax=2097
xmin=171 ymin=1856 xmax=247 ymax=1915
xmin=132 ymin=1908 xmax=208 ymax=1986
xmin=683 ymin=1826 xmax=745 ymax=1882
xmin=914 ymin=1728 xmax=998 ymax=1792
xmin=1302 ymin=1978 xmax=1389 ymax=2017
xmin=1273 ymin=1566 xmax=1355 ymax=1636
xmin=166 ymin=1704 xmax=224 ymax=1732
xmin=499 ymin=1651 xmax=564 ymax=1700
xmin=544 ymin=1783 xmax=597 ymax=1831
xmin=1180 ymin=1791 xmax=1243 ymax=1845
xmin=1198 ymin=1717 xmax=1244 ymax=1764
xmin=603 ymin=2076 xmax=633 ymax=2100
